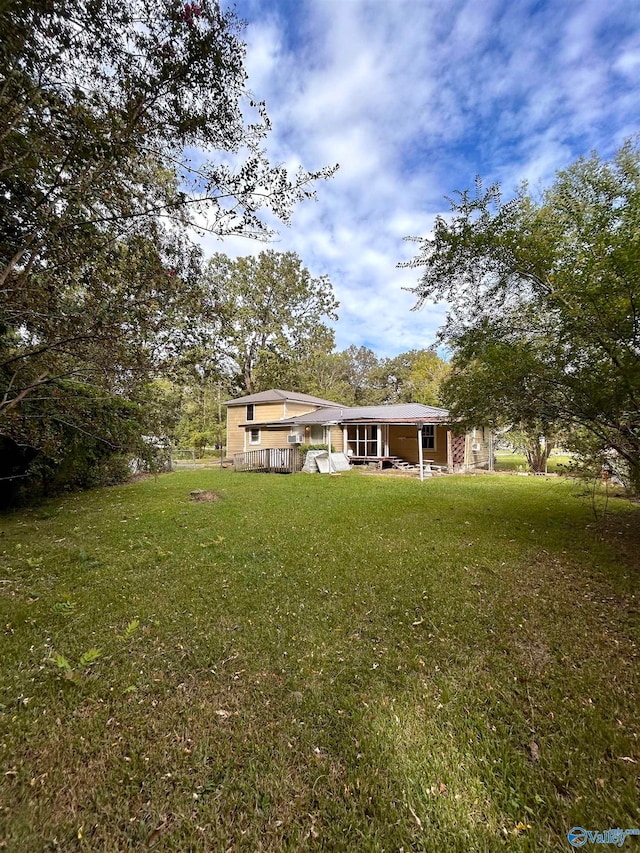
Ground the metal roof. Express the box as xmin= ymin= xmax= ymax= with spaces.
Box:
xmin=224 ymin=389 xmax=344 ymax=408
xmin=276 ymin=402 xmax=450 ymax=425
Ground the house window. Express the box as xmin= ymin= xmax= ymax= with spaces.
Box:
xmin=249 ymin=428 xmax=260 ymax=445
xmin=368 ymin=425 xmax=378 ymax=456
xmin=421 ymin=425 xmax=435 ymax=450
xmin=346 ymin=425 xmax=378 ymax=457
xmin=246 ymin=404 xmax=254 ymax=421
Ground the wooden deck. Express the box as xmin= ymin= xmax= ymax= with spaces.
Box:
xmin=233 ymin=447 xmax=302 ymax=474
xmin=350 ymin=455 xmax=450 ymax=474
xmin=348 ymin=455 xmax=400 ymax=468
xmin=349 ymin=455 xmax=421 ymax=470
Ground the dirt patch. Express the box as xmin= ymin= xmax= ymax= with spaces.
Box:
xmin=512 ymin=634 xmax=552 ymax=675
xmin=189 ymin=490 xmax=223 ymax=502
xmin=127 ymin=472 xmax=158 ymax=483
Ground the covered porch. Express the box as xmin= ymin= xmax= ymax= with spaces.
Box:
xmin=342 ymin=421 xmax=461 ymax=474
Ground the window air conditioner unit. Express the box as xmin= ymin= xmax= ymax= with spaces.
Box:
xmin=288 ymin=434 xmax=303 ymax=445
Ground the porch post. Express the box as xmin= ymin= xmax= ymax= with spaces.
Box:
xmin=417 ymin=422 xmax=424 ymax=483
xmin=447 ymin=430 xmax=453 ymax=473
xmin=376 ymin=424 xmax=382 ymax=458
xmin=325 ymin=421 xmax=338 ymax=473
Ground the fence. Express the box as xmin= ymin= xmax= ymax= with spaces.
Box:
xmin=462 ymin=433 xmax=495 ymax=472
xmin=233 ymin=447 xmax=302 ymax=474
xmin=170 ymin=448 xmax=197 ymax=469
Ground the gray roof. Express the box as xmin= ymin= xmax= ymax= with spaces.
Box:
xmin=224 ymin=389 xmax=344 ymax=408
xmin=278 ymin=402 xmax=450 ymax=425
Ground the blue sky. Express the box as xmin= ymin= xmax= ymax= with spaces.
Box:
xmin=203 ymin=0 xmax=640 ymax=357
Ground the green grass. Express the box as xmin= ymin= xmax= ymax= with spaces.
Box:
xmin=494 ymin=451 xmax=574 ymax=474
xmin=1 ymin=470 xmax=638 ymax=851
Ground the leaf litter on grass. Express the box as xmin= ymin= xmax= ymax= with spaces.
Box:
xmin=0 ymin=470 xmax=638 ymax=850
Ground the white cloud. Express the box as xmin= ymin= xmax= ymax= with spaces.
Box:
xmin=210 ymin=0 xmax=639 ymax=359
xmin=615 ymin=46 xmax=640 ymax=77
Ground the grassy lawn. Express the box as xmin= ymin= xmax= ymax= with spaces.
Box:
xmin=494 ymin=451 xmax=574 ymax=475
xmin=1 ymin=470 xmax=638 ymax=851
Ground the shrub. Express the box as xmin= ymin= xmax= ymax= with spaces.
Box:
xmin=299 ymin=443 xmax=335 ymax=463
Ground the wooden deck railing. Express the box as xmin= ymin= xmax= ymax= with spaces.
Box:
xmin=233 ymin=447 xmax=302 ymax=474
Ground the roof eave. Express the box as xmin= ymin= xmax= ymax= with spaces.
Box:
xmin=341 ymin=417 xmax=451 ymax=424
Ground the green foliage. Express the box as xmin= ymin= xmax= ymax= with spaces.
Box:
xmin=405 ymin=140 xmax=640 ymax=492
xmin=1 ymin=385 xmax=152 ymax=505
xmin=78 ymin=648 xmax=102 ymax=668
xmin=336 ymin=345 xmax=387 ymax=405
xmin=118 ymin=619 xmax=140 ymax=641
xmin=183 ymin=430 xmax=217 ymax=457
xmin=292 ymin=349 xmax=356 ymax=403
xmin=167 ymin=378 xmax=228 ymax=452
xmin=299 ymin=443 xmax=335 ymax=462
xmin=52 ymin=654 xmax=72 ymax=672
xmin=0 ymin=1 xmax=335 ymax=504
xmin=204 ymin=250 xmax=339 ymax=394
xmin=52 ymin=600 xmax=77 ymax=614
xmin=382 ymin=348 xmax=450 ymax=405
xmin=50 ymin=647 xmax=102 ymax=681
xmin=501 ymin=426 xmax=558 ymax=474
xmin=290 ymin=346 xmax=449 ymax=407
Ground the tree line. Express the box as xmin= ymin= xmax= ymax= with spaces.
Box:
xmin=2 ymin=2 xmax=638 ymax=501
xmin=405 ymin=142 xmax=640 ymax=492
xmin=170 ymin=275 xmax=450 ymax=451
xmin=150 ymin=247 xmax=449 ymax=451
xmin=0 ymin=0 xmax=336 ymax=502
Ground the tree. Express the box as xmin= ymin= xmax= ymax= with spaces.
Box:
xmin=501 ymin=426 xmax=559 ymax=475
xmin=381 ymin=348 xmax=449 ymax=405
xmin=285 ymin=346 xmax=450 ymax=407
xmin=0 ymin=228 xmax=205 ymax=499
xmin=294 ymin=350 xmax=356 ymax=403
xmin=338 ymin=346 xmax=387 ymax=405
xmin=1 ymin=0 xmax=335 ymax=498
xmin=404 ymin=141 xmax=640 ymax=491
xmin=169 ymin=376 xmax=230 ymax=453
xmin=433 ymin=316 xmax=563 ymax=473
xmin=205 ymin=251 xmax=339 ymax=394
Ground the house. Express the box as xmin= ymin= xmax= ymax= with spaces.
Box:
xmin=225 ymin=389 xmax=493 ymax=473
xmin=224 ymin=389 xmax=345 ymax=457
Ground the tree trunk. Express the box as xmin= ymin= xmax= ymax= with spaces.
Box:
xmin=525 ymin=437 xmax=553 ymax=474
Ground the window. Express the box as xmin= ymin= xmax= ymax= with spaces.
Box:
xmin=249 ymin=428 xmax=260 ymax=445
xmin=246 ymin=404 xmax=254 ymax=421
xmin=421 ymin=424 xmax=435 ymax=450
xmin=346 ymin=425 xmax=378 ymax=457
xmin=369 ymin=425 xmax=378 ymax=455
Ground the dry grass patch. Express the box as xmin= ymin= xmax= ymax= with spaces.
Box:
xmin=189 ymin=489 xmax=224 ymax=502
